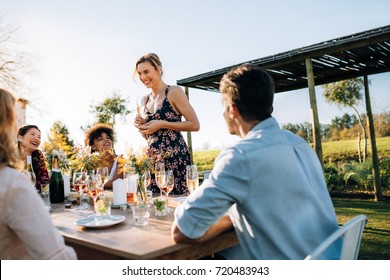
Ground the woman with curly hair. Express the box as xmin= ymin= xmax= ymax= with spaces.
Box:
xmin=84 ymin=123 xmax=123 ymax=189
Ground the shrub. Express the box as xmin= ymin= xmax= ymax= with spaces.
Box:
xmin=379 ymin=157 xmax=390 ymax=191
xmin=324 ymin=163 xmax=344 ymax=191
xmin=339 ymin=160 xmax=374 ymax=190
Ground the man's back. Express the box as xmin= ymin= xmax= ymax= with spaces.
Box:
xmin=221 ymin=117 xmax=339 ymax=259
xmin=175 ymin=117 xmax=340 ymax=259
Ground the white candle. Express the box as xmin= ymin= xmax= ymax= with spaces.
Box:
xmin=63 ymin=174 xmax=71 ymax=197
xmin=127 ymin=174 xmax=138 ymax=193
xmin=113 ymin=179 xmax=127 ymax=205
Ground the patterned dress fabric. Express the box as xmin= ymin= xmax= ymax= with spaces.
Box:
xmin=144 ymin=86 xmax=192 ymax=195
xmin=32 ymin=149 xmax=50 ymax=191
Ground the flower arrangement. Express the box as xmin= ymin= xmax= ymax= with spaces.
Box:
xmin=69 ymin=145 xmax=104 ymax=172
xmin=124 ymin=147 xmax=172 ymax=175
xmin=125 ymin=148 xmax=153 ymax=175
xmin=123 ymin=147 xmax=171 ymax=204
xmin=45 ymin=149 xmax=70 ymax=170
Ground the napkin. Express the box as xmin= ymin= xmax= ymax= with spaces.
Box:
xmin=113 ymin=179 xmax=127 ymax=205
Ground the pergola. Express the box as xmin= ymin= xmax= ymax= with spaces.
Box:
xmin=177 ymin=25 xmax=390 ymax=201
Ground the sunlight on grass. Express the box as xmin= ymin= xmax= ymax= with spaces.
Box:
xmin=333 ymin=198 xmax=390 ymax=260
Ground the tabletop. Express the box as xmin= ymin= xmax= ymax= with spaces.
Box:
xmin=50 ymin=197 xmax=238 ymax=260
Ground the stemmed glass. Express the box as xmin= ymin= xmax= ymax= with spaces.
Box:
xmin=134 ymin=97 xmax=144 ymax=128
xmin=136 ymin=97 xmax=142 ymax=115
xmin=72 ymin=172 xmax=90 ymax=210
xmin=154 ymin=161 xmax=165 ymax=198
xmin=161 ymin=170 xmax=174 ymax=212
xmin=143 ymin=169 xmax=152 ymax=189
xmin=97 ymin=167 xmax=109 ymax=188
xmin=87 ymin=173 xmax=103 ymax=215
xmin=186 ymin=165 xmax=199 ymax=194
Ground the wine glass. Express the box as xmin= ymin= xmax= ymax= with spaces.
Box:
xmin=72 ymin=172 xmax=89 ymax=210
xmin=154 ymin=161 xmax=165 ymax=198
xmin=161 ymin=170 xmax=174 ymax=212
xmin=186 ymin=165 xmax=199 ymax=194
xmin=87 ymin=174 xmax=103 ymax=215
xmin=144 ymin=169 xmax=152 ymax=189
xmin=97 ymin=167 xmax=109 ymax=188
xmin=134 ymin=97 xmax=144 ymax=127
xmin=136 ymin=97 xmax=142 ymax=115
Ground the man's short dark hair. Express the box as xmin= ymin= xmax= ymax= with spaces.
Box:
xmin=219 ymin=63 xmax=275 ymax=122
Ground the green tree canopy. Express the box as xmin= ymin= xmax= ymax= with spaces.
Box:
xmin=89 ymin=89 xmax=130 ymax=128
xmin=42 ymin=121 xmax=74 ymax=167
xmin=322 ymin=78 xmax=367 ymax=162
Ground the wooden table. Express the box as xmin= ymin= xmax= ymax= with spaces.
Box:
xmin=50 ymin=198 xmax=238 ymax=260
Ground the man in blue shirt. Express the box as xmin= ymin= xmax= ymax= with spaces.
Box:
xmin=171 ymin=64 xmax=340 ymax=259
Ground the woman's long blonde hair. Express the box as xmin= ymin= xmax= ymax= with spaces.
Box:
xmin=0 ymin=88 xmax=20 ymax=169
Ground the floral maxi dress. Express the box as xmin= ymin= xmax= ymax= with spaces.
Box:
xmin=144 ymin=86 xmax=192 ymax=195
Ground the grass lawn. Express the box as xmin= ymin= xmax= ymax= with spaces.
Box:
xmin=194 ymin=136 xmax=390 ymax=171
xmin=332 ymin=198 xmax=390 ymax=260
xmin=322 ymin=136 xmax=390 ymax=162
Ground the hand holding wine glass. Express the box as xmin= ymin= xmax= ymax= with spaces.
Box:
xmin=134 ymin=97 xmax=145 ymax=127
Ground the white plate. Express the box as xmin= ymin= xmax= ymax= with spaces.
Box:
xmin=172 ymin=196 xmax=187 ymax=203
xmin=75 ymin=215 xmax=126 ymax=228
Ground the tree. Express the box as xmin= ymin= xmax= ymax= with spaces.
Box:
xmin=0 ymin=16 xmax=32 ymax=94
xmin=374 ymin=111 xmax=390 ymax=137
xmin=323 ymin=78 xmax=367 ymax=162
xmin=42 ymin=121 xmax=75 ymax=167
xmin=89 ymin=89 xmax=130 ymax=128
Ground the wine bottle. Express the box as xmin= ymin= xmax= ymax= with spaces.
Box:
xmin=26 ymin=155 xmax=36 ymax=186
xmin=49 ymin=157 xmax=65 ymax=203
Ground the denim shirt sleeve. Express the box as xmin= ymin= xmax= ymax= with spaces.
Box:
xmin=174 ymin=146 xmax=249 ymax=239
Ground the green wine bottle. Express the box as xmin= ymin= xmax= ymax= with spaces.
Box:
xmin=49 ymin=157 xmax=65 ymax=203
xmin=26 ymin=155 xmax=36 ymax=187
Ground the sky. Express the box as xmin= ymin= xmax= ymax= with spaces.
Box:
xmin=1 ymin=0 xmax=390 ymax=154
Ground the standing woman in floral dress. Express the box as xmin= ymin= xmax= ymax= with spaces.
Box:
xmin=134 ymin=53 xmax=200 ymax=195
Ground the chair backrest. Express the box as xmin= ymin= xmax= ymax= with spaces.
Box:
xmin=305 ymin=215 xmax=368 ymax=260
xmin=203 ymin=170 xmax=211 ymax=180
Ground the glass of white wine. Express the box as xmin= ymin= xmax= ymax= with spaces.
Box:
xmin=186 ymin=165 xmax=199 ymax=194
xmin=154 ymin=161 xmax=165 ymax=199
xmin=97 ymin=167 xmax=109 ymax=188
xmin=161 ymin=170 xmax=174 ymax=212
xmin=134 ymin=97 xmax=143 ymax=127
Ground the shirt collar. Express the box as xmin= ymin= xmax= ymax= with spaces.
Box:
xmin=245 ymin=117 xmax=278 ymax=139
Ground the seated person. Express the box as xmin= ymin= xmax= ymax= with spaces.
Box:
xmin=84 ymin=123 xmax=123 ymax=189
xmin=171 ymin=64 xmax=341 ymax=260
xmin=17 ymin=124 xmax=50 ymax=191
xmin=0 ymin=88 xmax=77 ymax=259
